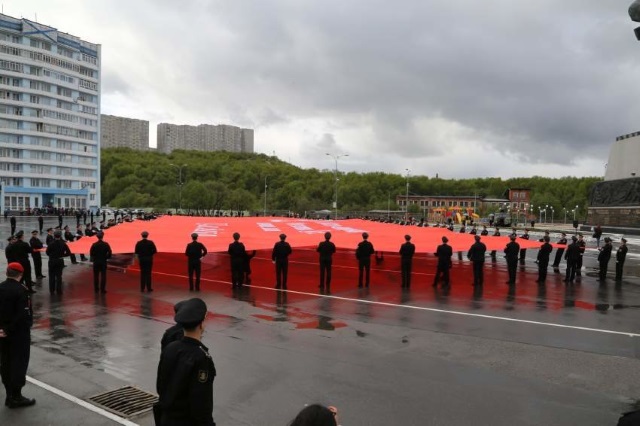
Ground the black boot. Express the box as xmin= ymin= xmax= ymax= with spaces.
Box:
xmin=7 ymin=389 xmax=36 ymax=408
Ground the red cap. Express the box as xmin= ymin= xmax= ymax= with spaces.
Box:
xmin=7 ymin=262 xmax=24 ymax=273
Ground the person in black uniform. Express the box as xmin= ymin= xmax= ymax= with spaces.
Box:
xmin=615 ymin=238 xmax=628 ymax=282
xmin=12 ymin=231 xmax=34 ymax=292
xmin=4 ymin=235 xmax=17 ymax=263
xmin=519 ymin=229 xmax=530 ymax=264
xmin=433 ymin=236 xmax=452 ymax=288
xmin=467 ymin=235 xmax=486 ymax=287
xmin=155 ymin=298 xmax=216 ymax=426
xmin=185 ymin=233 xmax=207 ymax=291
xmin=317 ymin=232 xmax=336 ymax=291
xmin=576 ymin=233 xmax=586 ymax=278
xmin=536 ymin=236 xmax=553 ymax=284
xmin=29 ymin=230 xmax=45 ymax=280
xmin=46 ymin=230 xmax=71 ymax=294
xmin=399 ymin=234 xmax=415 ymax=289
xmin=0 ymin=262 xmax=36 ymax=408
xmin=564 ymin=236 xmax=580 ymax=283
xmin=57 ymin=213 xmax=63 ymax=229
xmin=597 ymin=237 xmax=613 ymax=282
xmin=480 ymin=226 xmax=489 ymax=236
xmin=63 ymin=225 xmax=78 ymax=264
xmin=504 ymin=234 xmax=520 ymax=285
xmin=90 ymin=231 xmax=112 ymax=294
xmin=490 ymin=227 xmax=501 ymax=260
xmin=552 ymin=232 xmax=568 ymax=270
xmin=10 ymin=214 xmax=16 ymax=235
xmin=272 ymin=233 xmax=292 ymax=290
xmin=355 ymin=232 xmax=374 ymax=288
xmin=227 ymin=233 xmax=246 ymax=288
xmin=45 ymin=228 xmax=54 ymax=246
xmin=135 ymin=231 xmax=158 ymax=292
xmin=37 ymin=215 xmax=43 ymax=234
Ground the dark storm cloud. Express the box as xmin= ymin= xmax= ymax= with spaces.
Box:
xmin=129 ymin=0 xmax=637 ymax=164
xmin=22 ymin=0 xmax=638 ymax=173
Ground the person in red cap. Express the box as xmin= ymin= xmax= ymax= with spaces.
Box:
xmin=0 ymin=262 xmax=36 ymax=408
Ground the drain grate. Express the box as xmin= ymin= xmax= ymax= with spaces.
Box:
xmin=88 ymin=385 xmax=158 ymax=418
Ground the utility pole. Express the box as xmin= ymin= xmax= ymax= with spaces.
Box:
xmin=170 ymin=163 xmax=187 ymax=212
xmin=326 ymin=153 xmax=348 ymax=219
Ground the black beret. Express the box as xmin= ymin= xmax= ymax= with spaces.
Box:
xmin=15 ymin=230 xmax=24 ymax=238
xmin=54 ymin=230 xmax=62 ymax=238
xmin=96 ymin=231 xmax=104 ymax=239
xmin=174 ymin=298 xmax=207 ymax=326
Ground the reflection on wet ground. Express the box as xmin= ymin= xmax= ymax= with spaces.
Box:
xmin=3 ymin=217 xmax=640 ymax=425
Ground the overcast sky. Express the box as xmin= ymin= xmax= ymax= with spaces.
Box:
xmin=9 ymin=0 xmax=640 ymax=178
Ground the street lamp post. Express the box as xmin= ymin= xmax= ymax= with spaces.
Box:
xmin=551 ymin=207 xmax=555 ymax=224
xmin=563 ymin=207 xmax=567 ymax=224
xmin=405 ymin=168 xmax=411 ymax=222
xmin=573 ymin=205 xmax=579 ymax=221
xmin=170 ymin=163 xmax=187 ymax=213
xmin=263 ymin=175 xmax=268 ymax=217
xmin=326 ymin=153 xmax=348 ymax=219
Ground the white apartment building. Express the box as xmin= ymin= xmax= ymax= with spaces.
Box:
xmin=101 ymin=114 xmax=149 ymax=150
xmin=157 ymin=123 xmax=254 ymax=154
xmin=0 ymin=14 xmax=101 ymax=212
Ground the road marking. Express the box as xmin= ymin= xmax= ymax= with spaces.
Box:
xmin=250 ymin=285 xmax=640 ymax=338
xmin=136 ymin=270 xmax=640 ymax=338
xmin=26 ymin=376 xmax=139 ymax=426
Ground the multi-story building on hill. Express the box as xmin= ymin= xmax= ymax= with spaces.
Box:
xmin=157 ymin=122 xmax=254 ymax=154
xmin=100 ymin=114 xmax=149 ymax=151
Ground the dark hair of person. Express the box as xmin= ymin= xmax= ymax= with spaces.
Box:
xmin=6 ymin=268 xmax=22 ymax=279
xmin=288 ymin=404 xmax=337 ymax=426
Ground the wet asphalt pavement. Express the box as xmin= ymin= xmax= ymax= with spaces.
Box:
xmin=1 ymin=216 xmax=640 ymax=426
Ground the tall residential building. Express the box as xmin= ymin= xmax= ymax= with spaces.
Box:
xmin=0 ymin=14 xmax=101 ymax=212
xmin=101 ymin=114 xmax=149 ymax=150
xmin=157 ymin=123 xmax=254 ymax=154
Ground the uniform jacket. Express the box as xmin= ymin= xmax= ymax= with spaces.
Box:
xmin=537 ymin=243 xmax=553 ymax=264
xmin=0 ymin=278 xmax=33 ymax=334
xmin=317 ymin=240 xmax=336 ymax=262
xmin=186 ymin=242 xmax=208 ymax=263
xmin=435 ymin=244 xmax=453 ymax=267
xmin=399 ymin=242 xmax=415 ymax=260
xmin=504 ymin=241 xmax=520 ymax=261
xmin=598 ymin=244 xmax=612 ymax=263
xmin=467 ymin=241 xmax=487 ymax=263
xmin=90 ymin=240 xmax=113 ymax=264
xmin=272 ymin=241 xmax=292 ymax=263
xmin=356 ymin=240 xmax=375 ymax=263
xmin=135 ymin=239 xmax=158 ymax=259
xmin=227 ymin=241 xmax=246 ymax=265
xmin=617 ymin=245 xmax=628 ymax=263
xmin=564 ymin=242 xmax=581 ymax=263
xmin=156 ymin=337 xmax=216 ymax=426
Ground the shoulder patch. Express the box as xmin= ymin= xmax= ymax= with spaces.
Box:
xmin=198 ymin=370 xmax=208 ymax=383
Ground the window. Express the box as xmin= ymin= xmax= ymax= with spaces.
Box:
xmin=513 ymin=192 xmax=519 ymax=199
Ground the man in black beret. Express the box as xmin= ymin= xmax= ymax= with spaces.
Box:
xmin=399 ymin=234 xmax=415 ymax=289
xmin=156 ymin=298 xmax=216 ymax=425
xmin=355 ymin=232 xmax=374 ymax=288
xmin=227 ymin=232 xmax=246 ymax=288
xmin=564 ymin=236 xmax=580 ymax=283
xmin=45 ymin=230 xmax=71 ymax=294
xmin=433 ymin=236 xmax=452 ymax=288
xmin=12 ymin=231 xmax=34 ymax=292
xmin=316 ymin=232 xmax=336 ymax=292
xmin=0 ymin=262 xmax=36 ymax=408
xmin=467 ymin=235 xmax=487 ymax=287
xmin=615 ymin=238 xmax=628 ymax=282
xmin=29 ymin=230 xmax=45 ymax=280
xmin=90 ymin=232 xmax=112 ymax=293
xmin=272 ymin=234 xmax=292 ymax=290
xmin=135 ymin=231 xmax=158 ymax=292
xmin=597 ymin=237 xmax=613 ymax=282
xmin=504 ymin=234 xmax=520 ymax=285
xmin=185 ymin=233 xmax=207 ymax=292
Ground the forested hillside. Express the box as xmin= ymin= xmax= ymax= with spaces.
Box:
xmin=101 ymin=148 xmax=601 ymax=217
